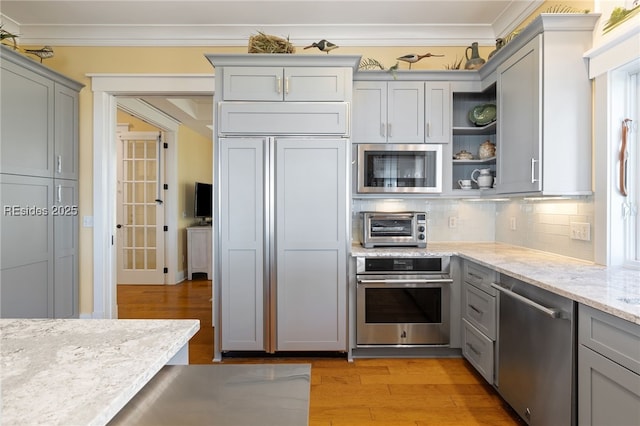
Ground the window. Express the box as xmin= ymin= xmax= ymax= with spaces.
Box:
xmin=622 ymin=70 xmax=639 ymax=267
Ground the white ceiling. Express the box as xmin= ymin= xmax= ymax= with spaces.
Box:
xmin=1 ymin=0 xmax=543 ymax=47
xmin=0 ymin=0 xmax=545 ymax=138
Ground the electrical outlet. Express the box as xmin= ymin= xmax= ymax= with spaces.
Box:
xmin=448 ymin=216 xmax=458 ymax=228
xmin=570 ymin=222 xmax=591 ymax=241
xmin=510 ymin=217 xmax=517 ymax=231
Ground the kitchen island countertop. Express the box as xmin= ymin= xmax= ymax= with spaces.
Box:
xmin=0 ymin=318 xmax=199 ymax=426
xmin=352 ymin=242 xmax=640 ymax=325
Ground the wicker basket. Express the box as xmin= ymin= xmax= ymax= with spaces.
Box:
xmin=248 ymin=32 xmax=295 ymax=54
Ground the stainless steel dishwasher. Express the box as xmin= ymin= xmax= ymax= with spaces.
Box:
xmin=492 ymin=275 xmax=576 ymax=426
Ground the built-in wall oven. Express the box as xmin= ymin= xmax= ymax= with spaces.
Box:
xmin=356 ymin=256 xmax=452 ymax=347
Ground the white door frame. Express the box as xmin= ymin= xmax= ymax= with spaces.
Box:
xmin=90 ymin=74 xmax=214 ymax=319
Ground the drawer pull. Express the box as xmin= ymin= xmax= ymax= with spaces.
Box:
xmin=466 ymin=342 xmax=481 ymax=356
xmin=469 ymin=304 xmax=483 ymax=315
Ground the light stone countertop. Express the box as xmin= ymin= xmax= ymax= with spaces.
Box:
xmin=351 ymin=242 xmax=640 ymax=325
xmin=0 ymin=318 xmax=200 ymax=426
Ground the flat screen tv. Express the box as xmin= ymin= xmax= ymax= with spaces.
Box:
xmin=194 ymin=182 xmax=212 ymax=221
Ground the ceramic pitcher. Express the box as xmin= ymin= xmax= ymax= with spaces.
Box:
xmin=471 ymin=168 xmax=493 ymax=188
xmin=465 ymin=42 xmax=486 ymax=70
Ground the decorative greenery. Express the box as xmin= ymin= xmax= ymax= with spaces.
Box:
xmin=444 ymin=56 xmax=463 ymax=70
xmin=358 ymin=58 xmax=385 ymax=71
xmin=247 ymin=31 xmax=295 ymax=54
xmin=603 ymin=5 xmax=640 ymax=34
xmin=0 ymin=25 xmax=19 ymax=50
xmin=501 ymin=4 xmax=591 ymax=48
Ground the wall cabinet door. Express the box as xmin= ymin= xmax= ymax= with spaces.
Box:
xmin=497 ymin=35 xmax=541 ymax=194
xmin=0 ymin=175 xmax=54 ymax=318
xmin=222 ymin=67 xmax=348 ymax=101
xmin=54 ymin=84 xmax=79 ymax=180
xmin=0 ymin=60 xmax=54 ymax=177
xmin=275 ymin=138 xmax=347 ymax=351
xmin=352 ymin=81 xmax=387 ymax=143
xmin=54 ymin=179 xmax=78 ymax=318
xmin=425 ymin=82 xmax=450 ymax=144
xmin=219 ymin=137 xmax=265 ymax=351
xmin=353 ymin=81 xmax=425 ymax=143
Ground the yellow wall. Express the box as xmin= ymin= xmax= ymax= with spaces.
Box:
xmin=15 ymin=0 xmax=594 ymax=316
xmin=177 ymin=126 xmax=213 ymax=272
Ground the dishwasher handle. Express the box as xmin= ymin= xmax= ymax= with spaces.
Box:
xmin=490 ymin=283 xmax=566 ymax=319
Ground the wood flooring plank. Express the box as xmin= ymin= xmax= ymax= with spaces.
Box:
xmin=117 ymin=279 xmax=523 ymax=426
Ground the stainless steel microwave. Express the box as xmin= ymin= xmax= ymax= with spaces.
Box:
xmin=357 ymin=144 xmax=442 ymax=193
xmin=361 ymin=211 xmax=427 ymax=248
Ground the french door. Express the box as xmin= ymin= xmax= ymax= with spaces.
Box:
xmin=116 ymin=131 xmax=165 ymax=284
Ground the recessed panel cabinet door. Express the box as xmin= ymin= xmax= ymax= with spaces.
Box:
xmin=275 ymin=138 xmax=347 ymax=351
xmin=53 ymin=179 xmax=79 ymax=318
xmin=497 ymin=35 xmax=542 ymax=194
xmin=219 ymin=137 xmax=266 ymax=351
xmin=0 ymin=60 xmax=54 ymax=177
xmin=0 ymin=175 xmax=54 ymax=318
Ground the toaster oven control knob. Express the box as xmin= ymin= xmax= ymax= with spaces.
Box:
xmin=418 ymin=225 xmax=425 ymax=232
xmin=419 ymin=234 xmax=425 ymax=240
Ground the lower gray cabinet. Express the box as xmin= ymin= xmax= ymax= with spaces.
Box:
xmin=0 ymin=175 xmax=78 ymax=318
xmin=578 ymin=304 xmax=640 ymax=426
xmin=461 ymin=261 xmax=497 ymax=384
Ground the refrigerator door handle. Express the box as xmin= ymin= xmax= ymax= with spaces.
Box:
xmin=266 ymin=137 xmax=277 ymax=353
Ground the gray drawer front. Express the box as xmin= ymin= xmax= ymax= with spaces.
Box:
xmin=462 ymin=318 xmax=494 ymax=384
xmin=579 ymin=304 xmax=640 ymax=374
xmin=463 ymin=282 xmax=496 ymax=340
xmin=463 ymin=261 xmax=498 ymax=295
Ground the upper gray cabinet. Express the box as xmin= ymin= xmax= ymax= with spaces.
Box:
xmin=1 ymin=46 xmax=81 ymax=180
xmin=352 ymin=81 xmax=449 ymax=144
xmin=481 ymin=14 xmax=599 ymax=196
xmin=221 ymin=66 xmax=350 ymax=101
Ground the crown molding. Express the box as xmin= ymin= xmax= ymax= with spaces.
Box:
xmin=3 ymin=22 xmax=505 ymax=47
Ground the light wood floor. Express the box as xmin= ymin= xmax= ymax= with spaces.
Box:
xmin=117 ymin=278 xmax=523 ymax=426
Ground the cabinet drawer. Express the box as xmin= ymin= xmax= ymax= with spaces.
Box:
xmin=463 ymin=261 xmax=498 ymax=295
xmin=463 ymin=282 xmax=496 ymax=340
xmin=462 ymin=319 xmax=494 ymax=384
xmin=218 ymin=102 xmax=349 ymax=135
xmin=579 ymin=304 xmax=640 ymax=374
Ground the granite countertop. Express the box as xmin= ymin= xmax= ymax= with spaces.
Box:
xmin=351 ymin=242 xmax=640 ymax=325
xmin=1 ymin=318 xmax=200 ymax=426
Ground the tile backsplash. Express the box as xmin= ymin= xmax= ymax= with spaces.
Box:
xmin=352 ymin=196 xmax=595 ymax=262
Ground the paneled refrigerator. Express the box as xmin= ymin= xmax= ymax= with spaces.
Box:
xmin=217 ymin=136 xmax=348 ymax=356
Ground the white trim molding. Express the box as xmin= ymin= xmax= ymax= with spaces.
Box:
xmin=90 ymin=74 xmax=214 ymax=319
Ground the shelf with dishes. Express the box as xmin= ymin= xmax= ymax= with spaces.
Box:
xmin=451 ymin=85 xmax=497 ymax=193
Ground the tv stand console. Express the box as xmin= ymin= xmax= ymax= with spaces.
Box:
xmin=186 ymin=226 xmax=212 ymax=280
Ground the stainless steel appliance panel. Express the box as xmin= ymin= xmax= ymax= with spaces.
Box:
xmin=357 ymin=144 xmax=442 ymax=193
xmin=493 ymin=277 xmax=575 ymax=425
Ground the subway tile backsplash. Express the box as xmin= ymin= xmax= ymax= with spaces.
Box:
xmin=352 ymin=196 xmax=595 ymax=262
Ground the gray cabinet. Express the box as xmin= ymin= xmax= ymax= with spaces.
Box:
xmin=493 ymin=15 xmax=597 ymax=195
xmin=578 ymin=304 xmax=640 ymax=426
xmin=461 ymin=260 xmax=498 ymax=383
xmin=221 ymin=66 xmax=350 ymax=101
xmin=0 ymin=45 xmax=82 ymax=318
xmin=352 ymin=81 xmax=423 ymax=143
xmin=219 ymin=137 xmax=348 ymax=352
xmin=353 ymin=81 xmax=449 ymax=144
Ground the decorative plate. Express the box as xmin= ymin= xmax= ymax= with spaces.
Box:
xmin=469 ymin=103 xmax=497 ymax=126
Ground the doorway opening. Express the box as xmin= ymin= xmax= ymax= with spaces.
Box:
xmin=90 ymin=74 xmax=214 ymax=319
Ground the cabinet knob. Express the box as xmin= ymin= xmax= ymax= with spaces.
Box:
xmin=116 ymin=224 xmax=122 ymax=229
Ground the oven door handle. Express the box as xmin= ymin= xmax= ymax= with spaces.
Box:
xmin=357 ymin=278 xmax=453 ymax=285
